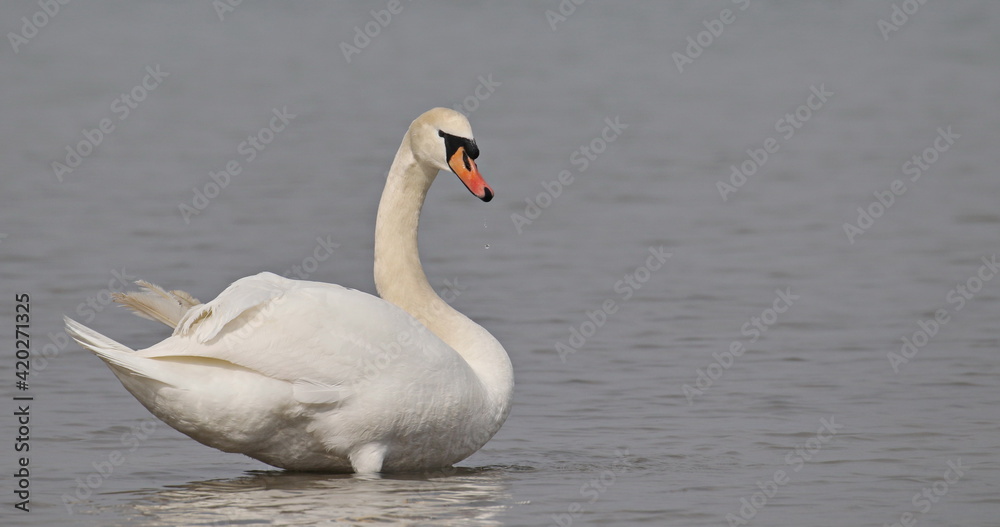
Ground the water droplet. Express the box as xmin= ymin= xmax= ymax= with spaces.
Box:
xmin=484 ymin=244 xmax=490 ymax=249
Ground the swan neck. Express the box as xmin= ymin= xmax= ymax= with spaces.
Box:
xmin=373 ymin=133 xmax=513 ymax=417
xmin=374 ymin=138 xmax=436 ymax=311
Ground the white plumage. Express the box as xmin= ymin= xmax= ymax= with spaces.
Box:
xmin=65 ymin=108 xmax=513 ymax=473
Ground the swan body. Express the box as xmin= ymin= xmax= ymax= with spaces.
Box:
xmin=66 ymin=108 xmax=513 ymax=473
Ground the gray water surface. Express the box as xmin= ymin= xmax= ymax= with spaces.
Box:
xmin=2 ymin=2 xmax=999 ymax=526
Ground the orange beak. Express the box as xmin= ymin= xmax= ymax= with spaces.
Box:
xmin=448 ymin=146 xmax=493 ymax=202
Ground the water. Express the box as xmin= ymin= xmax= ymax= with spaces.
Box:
xmin=2 ymin=1 xmax=999 ymax=525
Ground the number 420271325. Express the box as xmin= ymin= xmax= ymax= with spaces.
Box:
xmin=15 ymin=294 xmax=30 ymax=384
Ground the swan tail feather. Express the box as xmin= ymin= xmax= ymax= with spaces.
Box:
xmin=113 ymin=280 xmax=202 ymax=329
xmin=64 ymin=317 xmax=164 ymax=382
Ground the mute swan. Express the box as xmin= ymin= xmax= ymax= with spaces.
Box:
xmin=65 ymin=108 xmax=513 ymax=473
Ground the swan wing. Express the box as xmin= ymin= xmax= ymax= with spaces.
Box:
xmin=174 ymin=272 xmax=289 ymax=343
xmin=142 ymin=272 xmax=476 ymax=401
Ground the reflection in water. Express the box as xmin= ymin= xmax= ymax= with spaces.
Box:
xmin=100 ymin=466 xmax=526 ymax=526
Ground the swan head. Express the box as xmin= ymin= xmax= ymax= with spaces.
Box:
xmin=408 ymin=108 xmax=493 ymax=202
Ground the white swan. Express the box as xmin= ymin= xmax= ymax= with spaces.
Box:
xmin=65 ymin=108 xmax=513 ymax=473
